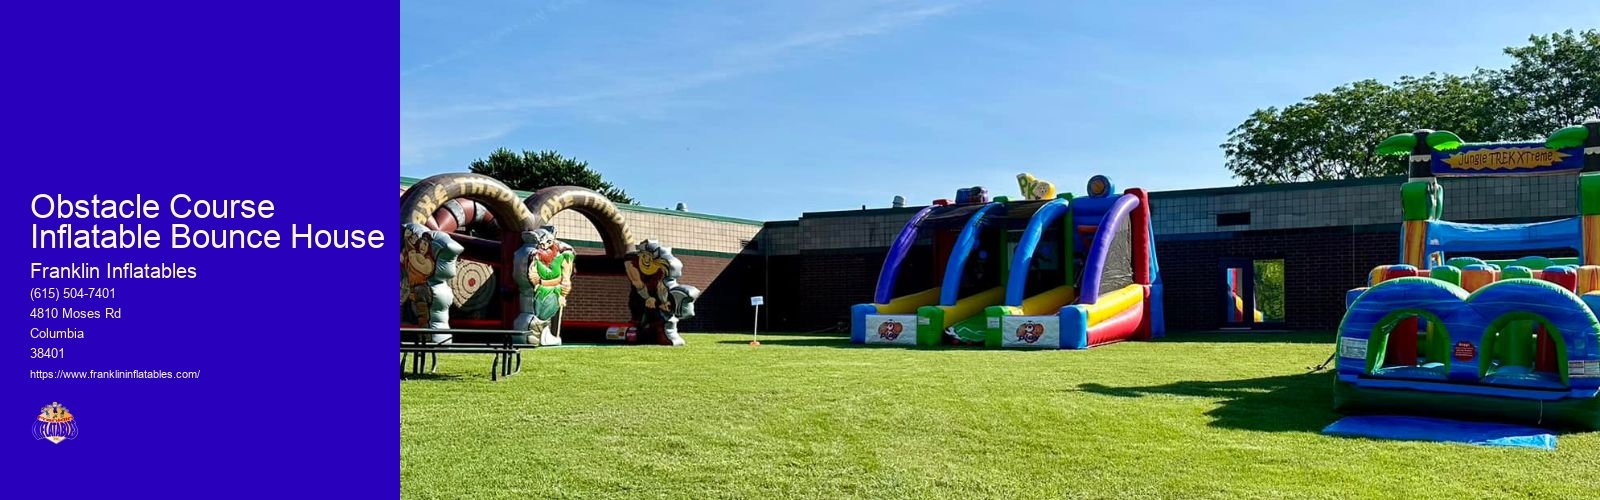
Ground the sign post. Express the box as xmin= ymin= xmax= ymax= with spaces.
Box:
xmin=750 ymin=296 xmax=764 ymax=347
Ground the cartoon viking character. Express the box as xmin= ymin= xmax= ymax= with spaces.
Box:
xmin=625 ymin=240 xmax=698 ymax=346
xmin=400 ymin=223 xmax=463 ymax=333
xmin=513 ymin=227 xmax=575 ymax=346
xmin=626 ymin=240 xmax=671 ymax=312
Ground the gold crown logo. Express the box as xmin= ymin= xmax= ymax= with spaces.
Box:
xmin=38 ymin=402 xmax=73 ymax=423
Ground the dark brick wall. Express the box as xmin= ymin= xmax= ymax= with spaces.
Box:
xmin=560 ymin=252 xmax=762 ymax=333
xmin=749 ymin=223 xmax=1581 ymax=335
xmin=564 ymin=274 xmax=632 ymax=322
xmin=579 ymin=225 xmax=1414 ymax=335
xmin=678 ymin=253 xmax=760 ymax=332
xmin=1156 ymin=227 xmax=1398 ymax=331
xmin=758 ymin=227 xmax=1402 ymax=333
xmin=553 ymin=222 xmax=1478 ymax=334
xmin=549 ymin=244 xmax=892 ymax=334
xmin=793 ymin=250 xmax=887 ymax=331
xmin=762 ymin=255 xmax=806 ymax=331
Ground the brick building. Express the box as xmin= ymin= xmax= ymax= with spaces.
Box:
xmin=1150 ymin=173 xmax=1580 ymax=331
xmin=405 ymin=173 xmax=1584 ymax=334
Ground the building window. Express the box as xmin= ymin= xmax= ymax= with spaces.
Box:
xmin=1217 ymin=212 xmax=1251 ymax=227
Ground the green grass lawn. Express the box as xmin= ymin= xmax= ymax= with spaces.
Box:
xmin=401 ymin=332 xmax=1600 ymax=499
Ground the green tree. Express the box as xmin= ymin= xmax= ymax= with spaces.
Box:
xmin=469 ymin=148 xmax=637 ymax=204
xmin=1486 ymin=30 xmax=1600 ymax=139
xmin=1252 ymin=260 xmax=1285 ymax=322
xmin=1221 ymin=75 xmax=1497 ymax=184
xmin=1222 ymin=80 xmax=1397 ymax=184
xmin=1222 ymin=29 xmax=1599 ymax=185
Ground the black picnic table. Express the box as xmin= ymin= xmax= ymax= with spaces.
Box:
xmin=400 ymin=328 xmax=532 ymax=381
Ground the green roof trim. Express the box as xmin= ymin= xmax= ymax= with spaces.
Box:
xmin=400 ymin=176 xmax=764 ymax=226
xmin=562 ymin=238 xmax=743 ymax=259
xmin=672 ymin=247 xmax=746 ymax=259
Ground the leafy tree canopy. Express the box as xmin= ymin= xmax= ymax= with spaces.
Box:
xmin=469 ymin=148 xmax=637 ymax=205
xmin=1222 ymin=30 xmax=1600 ymax=184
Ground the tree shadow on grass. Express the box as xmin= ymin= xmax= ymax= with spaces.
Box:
xmin=1153 ymin=331 xmax=1336 ymax=345
xmin=1075 ymin=371 xmax=1339 ymax=433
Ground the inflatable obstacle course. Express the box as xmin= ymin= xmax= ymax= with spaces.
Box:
xmin=1335 ymin=119 xmax=1600 ymax=429
xmin=851 ymin=174 xmax=1164 ymax=348
xmin=399 ymin=174 xmax=699 ymax=346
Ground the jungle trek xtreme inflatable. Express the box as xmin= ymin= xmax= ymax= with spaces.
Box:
xmin=851 ymin=174 xmax=1165 ymax=349
xmin=400 ymin=173 xmax=700 ymax=346
xmin=1336 ymin=118 xmax=1600 ymax=430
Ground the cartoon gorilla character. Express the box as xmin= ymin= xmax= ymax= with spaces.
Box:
xmin=624 ymin=240 xmax=699 ymax=346
xmin=401 ymin=223 xmax=464 ymax=341
xmin=513 ymin=227 xmax=575 ymax=346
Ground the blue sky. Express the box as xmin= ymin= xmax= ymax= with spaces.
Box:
xmin=401 ymin=0 xmax=1598 ymax=221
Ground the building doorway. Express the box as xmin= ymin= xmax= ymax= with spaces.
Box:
xmin=1220 ymin=258 xmax=1286 ymax=329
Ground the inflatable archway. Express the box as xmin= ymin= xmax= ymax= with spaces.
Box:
xmin=401 ymin=174 xmax=539 ymax=338
xmin=519 ymin=186 xmax=697 ymax=346
xmin=402 ymin=176 xmax=699 ymax=347
xmin=1337 ymin=272 xmax=1600 ymax=429
xmin=1335 ymin=121 xmax=1600 ymax=429
xmin=523 ymin=186 xmax=634 ymax=258
xmin=402 ymin=173 xmax=536 ymax=233
xmin=401 ymin=185 xmax=502 ymax=312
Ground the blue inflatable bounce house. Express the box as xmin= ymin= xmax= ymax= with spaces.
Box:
xmin=1335 ymin=119 xmax=1600 ymax=429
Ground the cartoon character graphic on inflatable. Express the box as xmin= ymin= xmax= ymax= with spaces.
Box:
xmin=624 ymin=240 xmax=700 ymax=346
xmin=876 ymin=320 xmax=904 ymax=341
xmin=513 ymin=227 xmax=575 ymax=346
xmin=1016 ymin=173 xmax=1057 ymax=200
xmin=1015 ymin=321 xmax=1045 ymax=344
xmin=402 ymin=223 xmax=464 ymax=341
